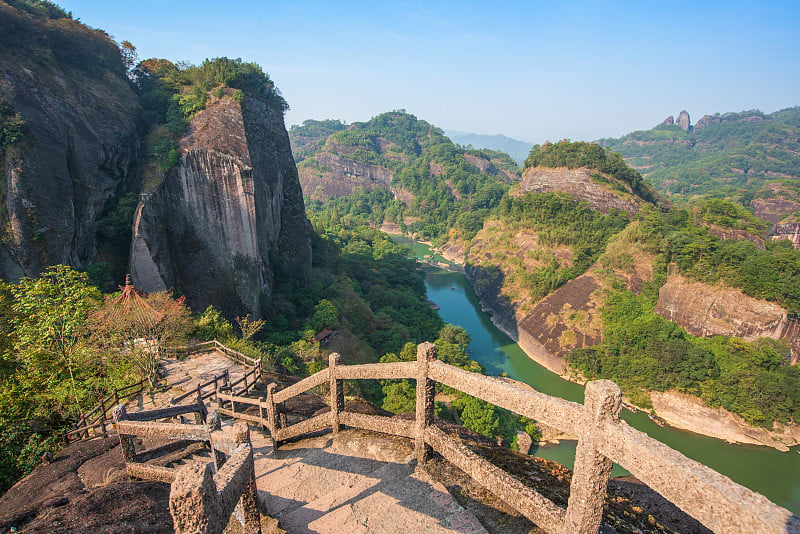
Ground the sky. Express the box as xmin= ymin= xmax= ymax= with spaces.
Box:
xmin=58 ymin=0 xmax=800 ymax=144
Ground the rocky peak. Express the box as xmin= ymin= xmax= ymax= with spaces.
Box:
xmin=662 ymin=115 xmax=675 ymax=126
xmin=130 ymin=93 xmax=311 ymax=319
xmin=694 ymin=114 xmax=719 ymax=129
xmin=676 ymin=110 xmax=691 ymax=131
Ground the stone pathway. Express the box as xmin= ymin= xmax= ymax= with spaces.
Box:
xmin=124 ymin=351 xmax=249 ymax=412
xmin=250 ymin=428 xmax=488 ymax=534
xmin=125 ymin=353 xmax=488 ymax=533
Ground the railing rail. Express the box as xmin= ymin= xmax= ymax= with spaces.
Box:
xmin=67 ymin=339 xmax=261 ymax=443
xmin=113 ymin=404 xmax=260 ymax=533
xmin=242 ymin=344 xmax=800 ymax=534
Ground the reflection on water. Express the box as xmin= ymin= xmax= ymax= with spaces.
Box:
xmin=421 ymin=262 xmax=800 ymax=514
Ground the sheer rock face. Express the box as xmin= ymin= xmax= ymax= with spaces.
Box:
xmin=515 ymin=167 xmax=642 ymax=215
xmin=300 ymin=152 xmax=393 ymax=200
xmin=655 ymin=274 xmax=789 ymax=340
xmin=676 ymin=110 xmax=691 ymax=131
xmin=0 ymin=59 xmax=141 ymax=280
xmin=130 ymin=96 xmax=311 ymax=319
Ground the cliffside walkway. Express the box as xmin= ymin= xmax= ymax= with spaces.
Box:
xmin=250 ymin=427 xmax=488 ymax=534
xmin=115 ymin=341 xmax=800 ymax=534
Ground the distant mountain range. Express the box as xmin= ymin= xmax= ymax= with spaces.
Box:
xmin=444 ymin=130 xmax=532 ymax=165
xmin=598 ymin=107 xmax=800 ymax=199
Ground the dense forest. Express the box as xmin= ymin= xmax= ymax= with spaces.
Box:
xmin=291 ymin=111 xmax=518 ymax=242
xmin=599 ymin=107 xmax=800 ymax=198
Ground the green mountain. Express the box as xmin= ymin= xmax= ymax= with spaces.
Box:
xmin=444 ymin=130 xmax=533 ymax=165
xmin=290 ymin=111 xmax=521 ymax=243
xmin=598 ymin=107 xmax=800 ymax=199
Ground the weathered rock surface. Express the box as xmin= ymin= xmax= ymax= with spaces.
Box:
xmin=661 ymin=115 xmax=674 ymax=126
xmin=0 ymin=58 xmax=141 ymax=280
xmin=650 ymin=391 xmax=800 ymax=450
xmin=654 ymin=274 xmax=789 ymax=340
xmin=676 ymin=110 xmax=691 ymax=131
xmin=515 ymin=167 xmax=642 ymax=215
xmin=299 ymin=152 xmax=393 ymax=200
xmin=130 ymin=95 xmax=311 ymax=318
xmin=768 ymin=222 xmax=800 ymax=249
xmin=752 ymin=198 xmax=800 ymax=225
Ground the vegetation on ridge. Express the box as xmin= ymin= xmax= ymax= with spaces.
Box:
xmin=599 ymin=107 xmax=800 ymax=198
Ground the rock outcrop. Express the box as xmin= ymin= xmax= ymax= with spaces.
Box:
xmin=514 ymin=167 xmax=642 ymax=215
xmin=676 ymin=110 xmax=691 ymax=131
xmin=0 ymin=57 xmax=141 ymax=280
xmin=662 ymin=115 xmax=674 ymax=126
xmin=130 ymin=94 xmax=311 ymax=318
xmin=768 ymin=223 xmax=800 ymax=249
xmin=299 ymin=152 xmax=393 ymax=200
xmin=654 ymin=274 xmax=789 ymax=340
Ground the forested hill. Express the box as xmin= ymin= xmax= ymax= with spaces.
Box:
xmin=598 ymin=107 xmax=800 ymax=198
xmin=289 ymin=111 xmax=520 ymax=242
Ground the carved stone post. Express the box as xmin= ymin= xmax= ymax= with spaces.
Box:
xmin=265 ymin=383 xmax=278 ymax=449
xmin=415 ymin=342 xmax=436 ymax=464
xmin=562 ymin=380 xmax=621 ymax=534
xmin=112 ymin=404 xmax=136 ymax=463
xmin=169 ymin=462 xmax=221 ymax=534
xmin=329 ymin=353 xmax=344 ymax=434
xmin=233 ymin=423 xmax=261 ymax=534
xmin=206 ymin=410 xmax=226 ymax=472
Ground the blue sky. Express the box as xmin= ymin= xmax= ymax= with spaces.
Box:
xmin=59 ymin=0 xmax=800 ymax=143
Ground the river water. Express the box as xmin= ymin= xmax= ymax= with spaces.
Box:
xmin=397 ymin=237 xmax=800 ymax=514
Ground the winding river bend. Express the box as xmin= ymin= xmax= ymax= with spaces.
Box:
xmin=397 ymin=237 xmax=800 ymax=514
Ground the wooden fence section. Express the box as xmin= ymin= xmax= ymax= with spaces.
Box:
xmin=232 ymin=345 xmax=800 ymax=534
xmin=66 ymin=339 xmax=261 ymax=443
xmin=169 ymin=421 xmax=261 ymax=534
xmin=64 ymin=379 xmax=147 ymax=443
xmin=112 ymin=402 xmax=260 ymax=533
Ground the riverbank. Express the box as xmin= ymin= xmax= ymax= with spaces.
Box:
xmin=400 ymin=235 xmax=800 ymax=452
xmin=651 ymin=391 xmax=800 ymax=451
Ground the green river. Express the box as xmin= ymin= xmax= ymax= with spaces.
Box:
xmin=396 ymin=237 xmax=800 ymax=514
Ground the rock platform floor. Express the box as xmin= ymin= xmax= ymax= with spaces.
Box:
xmin=126 ymin=352 xmax=487 ymax=533
xmin=250 ymin=428 xmax=488 ymax=534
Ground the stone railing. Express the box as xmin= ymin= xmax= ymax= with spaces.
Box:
xmin=170 ymin=339 xmax=262 ymax=405
xmin=249 ymin=342 xmax=799 ymax=534
xmin=113 ymin=404 xmax=260 ymax=533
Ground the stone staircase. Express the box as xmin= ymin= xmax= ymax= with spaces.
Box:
xmin=250 ymin=428 xmax=489 ymax=534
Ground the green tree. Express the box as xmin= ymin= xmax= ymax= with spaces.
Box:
xmin=193 ymin=305 xmax=234 ymax=341
xmin=10 ymin=265 xmax=101 ymax=413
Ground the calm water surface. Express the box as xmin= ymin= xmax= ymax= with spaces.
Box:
xmin=395 ymin=237 xmax=800 ymax=513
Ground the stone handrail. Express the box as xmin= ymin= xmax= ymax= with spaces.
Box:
xmin=170 ymin=340 xmax=262 ymax=405
xmin=169 ymin=422 xmax=260 ymax=534
xmin=113 ymin=403 xmax=260 ymax=533
xmin=252 ymin=343 xmax=800 ymax=534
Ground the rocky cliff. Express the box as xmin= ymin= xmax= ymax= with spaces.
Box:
xmin=130 ymin=92 xmax=311 ymax=318
xmin=299 ymin=151 xmax=393 ymax=200
xmin=514 ymin=167 xmax=643 ymax=215
xmin=0 ymin=46 xmax=141 ymax=280
xmin=654 ymin=274 xmax=800 ymax=361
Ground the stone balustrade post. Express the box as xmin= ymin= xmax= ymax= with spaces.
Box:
xmin=112 ymin=404 xmax=136 ymax=463
xmin=265 ymin=383 xmax=278 ymax=449
xmin=415 ymin=342 xmax=437 ymax=464
xmin=329 ymin=353 xmax=344 ymax=434
xmin=562 ymin=380 xmax=621 ymax=534
xmin=170 ymin=462 xmax=222 ymax=534
xmin=233 ymin=423 xmax=261 ymax=534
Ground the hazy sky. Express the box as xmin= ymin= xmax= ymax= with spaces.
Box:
xmin=58 ymin=0 xmax=800 ymax=143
